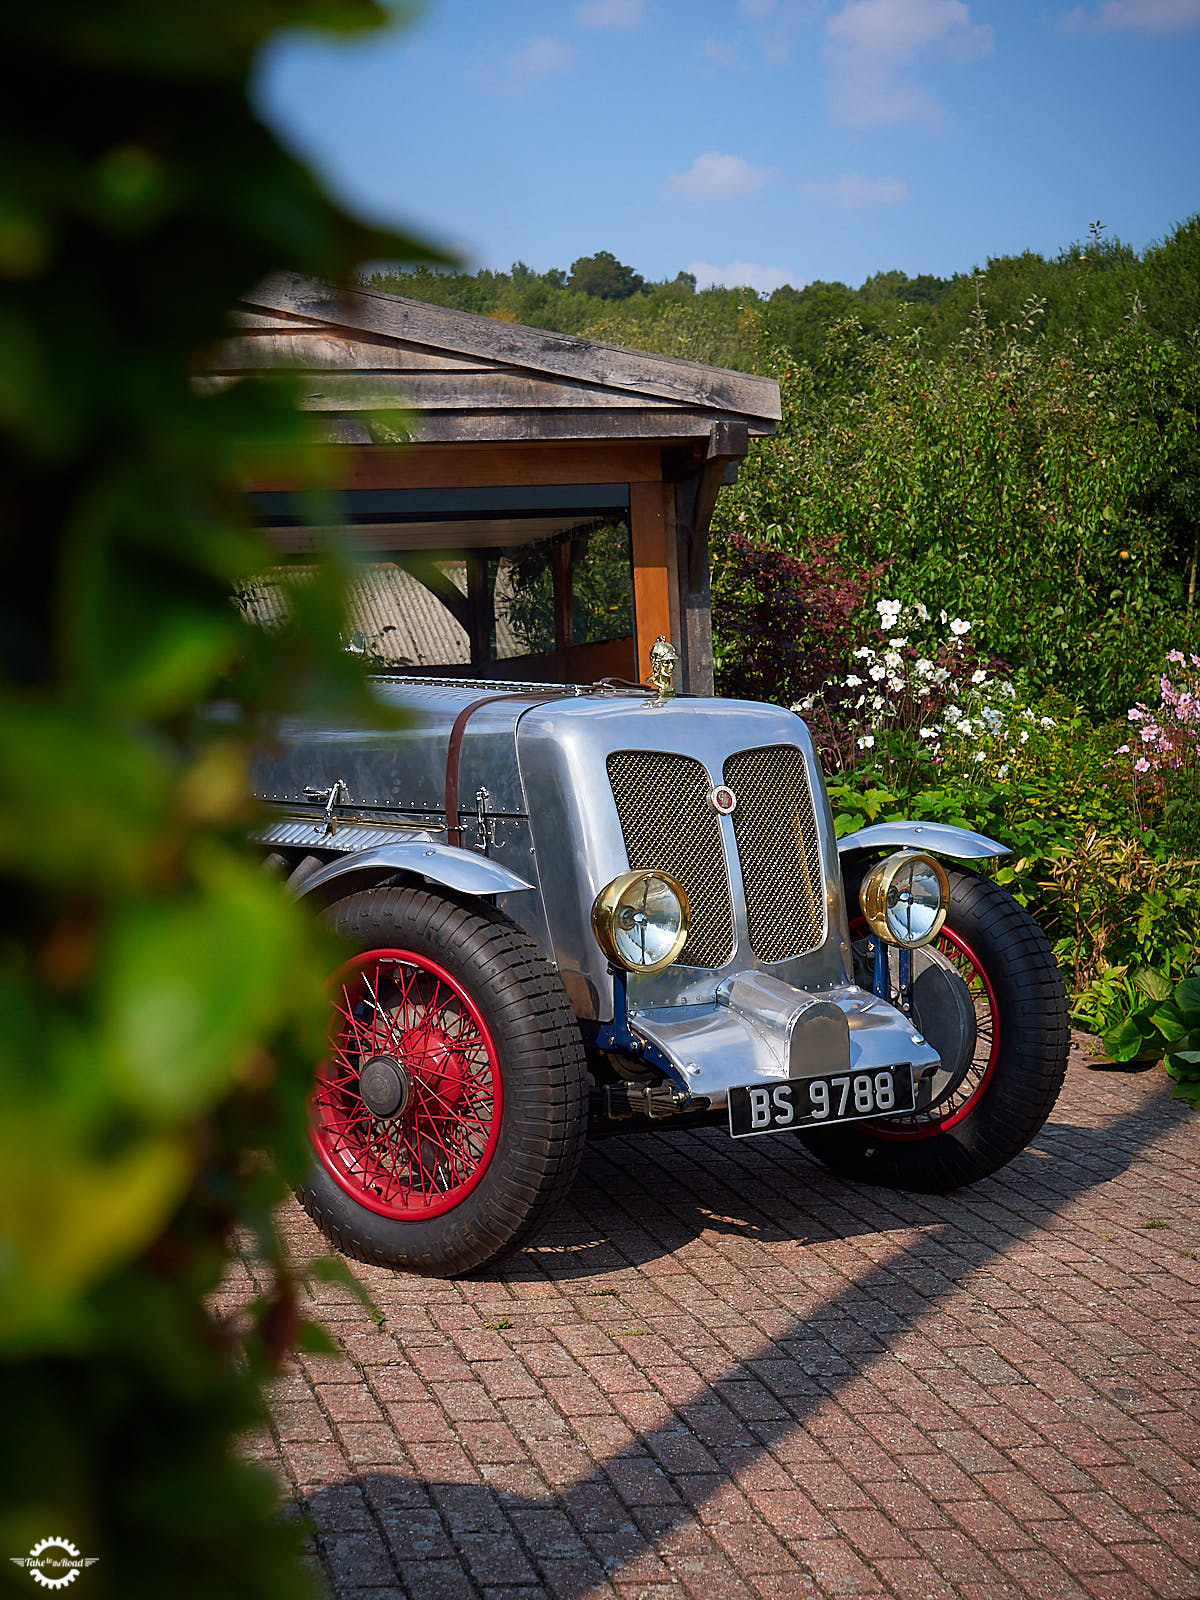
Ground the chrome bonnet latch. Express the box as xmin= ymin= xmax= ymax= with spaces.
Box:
xmin=303 ymin=778 xmax=351 ymax=836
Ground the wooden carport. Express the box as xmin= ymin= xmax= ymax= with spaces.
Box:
xmin=221 ymin=275 xmax=780 ymax=692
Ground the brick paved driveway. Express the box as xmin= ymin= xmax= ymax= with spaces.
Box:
xmin=242 ymin=1038 xmax=1200 ymax=1600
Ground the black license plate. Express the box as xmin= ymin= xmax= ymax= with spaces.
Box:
xmin=727 ymin=1065 xmax=916 ymax=1139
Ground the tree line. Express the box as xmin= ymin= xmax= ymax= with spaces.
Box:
xmin=364 ymin=215 xmax=1200 ymax=372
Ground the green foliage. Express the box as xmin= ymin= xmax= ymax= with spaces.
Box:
xmin=1 ymin=1 xmax=431 ymax=1595
xmin=719 ymin=316 xmax=1200 ymax=719
xmin=364 ymin=211 xmax=1200 ymax=374
xmin=1099 ymin=962 xmax=1200 ymax=1110
xmin=567 ymin=249 xmax=645 ymax=300
xmin=502 ymin=523 xmax=633 ymax=654
xmin=821 ymin=653 xmax=1200 ymax=1067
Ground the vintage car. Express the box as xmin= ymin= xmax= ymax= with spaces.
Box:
xmin=254 ymin=640 xmax=1069 ymax=1278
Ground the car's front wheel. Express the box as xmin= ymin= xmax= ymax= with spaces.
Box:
xmin=298 ymin=886 xmax=587 ymax=1277
xmin=798 ymin=865 xmax=1069 ymax=1190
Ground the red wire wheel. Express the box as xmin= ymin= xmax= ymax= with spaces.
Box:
xmin=312 ymin=948 xmax=503 ymax=1219
xmin=850 ymin=919 xmax=999 ymax=1140
xmin=798 ymin=865 xmax=1068 ymax=1193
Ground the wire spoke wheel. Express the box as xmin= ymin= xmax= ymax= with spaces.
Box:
xmin=298 ymin=887 xmax=587 ymax=1276
xmin=849 ymin=920 xmax=999 ymax=1139
xmin=313 ymin=948 xmax=503 ymax=1219
xmin=799 ymin=865 xmax=1069 ymax=1192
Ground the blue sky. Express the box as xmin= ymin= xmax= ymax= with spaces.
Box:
xmin=256 ymin=0 xmax=1200 ymax=293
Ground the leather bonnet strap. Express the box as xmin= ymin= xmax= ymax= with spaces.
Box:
xmin=443 ymin=689 xmax=573 ymax=848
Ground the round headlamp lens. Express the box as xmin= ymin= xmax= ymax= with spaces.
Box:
xmin=592 ymin=871 xmax=690 ymax=973
xmin=859 ymin=852 xmax=948 ymax=949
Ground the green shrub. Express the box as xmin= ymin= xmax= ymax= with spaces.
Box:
xmin=1 ymin=2 xmax=431 ymax=1594
xmin=1100 ymin=963 xmax=1200 ymax=1110
xmin=810 ymin=601 xmax=1199 ymax=1057
xmin=719 ymin=321 xmax=1200 ymax=719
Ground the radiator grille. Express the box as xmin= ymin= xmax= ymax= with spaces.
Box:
xmin=606 ymin=751 xmax=735 ymax=968
xmin=724 ymin=745 xmax=826 ymax=963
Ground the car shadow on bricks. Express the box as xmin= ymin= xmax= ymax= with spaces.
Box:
xmin=294 ymin=1083 xmax=1197 ymax=1599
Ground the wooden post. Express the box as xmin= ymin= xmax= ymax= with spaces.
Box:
xmin=629 ymin=481 xmax=674 ymax=685
xmin=551 ymin=539 xmax=572 ymax=680
xmin=465 ymin=551 xmax=491 ymax=669
xmin=674 ymin=470 xmax=716 ymax=697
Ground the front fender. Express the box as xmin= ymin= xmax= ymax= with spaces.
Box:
xmin=291 ymin=842 xmax=534 ymax=908
xmin=837 ymin=820 xmax=1009 ymax=861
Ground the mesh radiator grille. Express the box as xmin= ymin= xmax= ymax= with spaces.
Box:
xmin=606 ymin=751 xmax=735 ymax=968
xmin=724 ymin=745 xmax=826 ymax=963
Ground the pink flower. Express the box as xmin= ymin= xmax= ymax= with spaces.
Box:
xmin=1116 ymin=744 xmax=1130 ymax=754
xmin=1167 ymin=650 xmax=1185 ymax=665
xmin=1134 ymin=758 xmax=1151 ymax=773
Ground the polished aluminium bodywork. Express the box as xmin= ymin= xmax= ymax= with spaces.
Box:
xmin=253 ymin=678 xmax=1000 ymax=1115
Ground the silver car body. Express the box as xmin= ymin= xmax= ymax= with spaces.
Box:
xmin=255 ymin=679 xmax=1002 ymax=1113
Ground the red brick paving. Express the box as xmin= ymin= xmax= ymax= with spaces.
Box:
xmin=228 ymin=1038 xmax=1200 ymax=1599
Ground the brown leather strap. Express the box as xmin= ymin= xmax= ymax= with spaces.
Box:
xmin=444 ymin=690 xmax=571 ymax=847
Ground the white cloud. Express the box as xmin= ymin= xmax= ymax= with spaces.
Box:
xmin=688 ymin=260 xmax=798 ymax=294
xmin=807 ymin=172 xmax=910 ymax=209
xmin=575 ymin=0 xmax=644 ymax=26
xmin=737 ymin=0 xmax=821 ymax=63
xmin=1058 ymin=0 xmax=1200 ymax=32
xmin=699 ymin=37 xmax=744 ymax=67
xmin=669 ymin=151 xmax=770 ymax=200
xmin=825 ymin=0 xmax=993 ymax=126
xmin=483 ymin=36 xmax=575 ymax=94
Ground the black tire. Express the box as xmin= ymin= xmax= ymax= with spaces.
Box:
xmin=298 ymin=886 xmax=587 ymax=1276
xmin=798 ymin=865 xmax=1069 ymax=1191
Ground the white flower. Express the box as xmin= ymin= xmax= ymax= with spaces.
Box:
xmin=1019 ymin=730 xmax=1029 ymax=743
xmin=982 ymin=706 xmax=1003 ymax=730
xmin=933 ymin=667 xmax=951 ymax=684
xmin=916 ymin=686 xmax=931 ymax=699
xmin=971 ymin=669 xmax=988 ymax=685
xmin=915 ymin=603 xmax=929 ymax=622
xmin=869 ymin=665 xmax=887 ymax=681
xmin=956 ymin=719 xmax=973 ymax=735
xmin=1001 ymin=681 xmax=1016 ymax=697
xmin=1021 ymin=708 xmax=1035 ymax=722
xmin=793 ymin=695 xmax=815 ymax=711
xmin=853 ymin=646 xmax=874 ymax=661
xmin=869 ymin=695 xmax=885 ymax=711
xmin=857 ymin=734 xmax=875 ymax=749
xmin=950 ymin=617 xmax=970 ymax=637
xmin=998 ymin=763 xmax=1010 ymax=779
xmin=876 ymin=598 xmax=901 ymax=617
xmin=891 ymin=636 xmax=908 ymax=649
xmin=879 ymin=614 xmax=898 ymax=633
xmin=855 ymin=695 xmax=866 ymax=708
xmin=974 ymin=750 xmax=987 ymax=763
xmin=845 ymin=674 xmax=863 ymax=687
xmin=1039 ymin=716 xmax=1056 ymax=728
xmin=915 ymin=658 xmax=934 ymax=678
xmin=884 ymin=651 xmax=902 ymax=670
xmin=939 ymin=609 xmax=948 ymax=625
xmin=945 ymin=704 xmax=962 ymax=720
xmin=919 ymin=726 xmax=939 ymax=740
xmin=887 ymin=675 xmax=905 ymax=692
